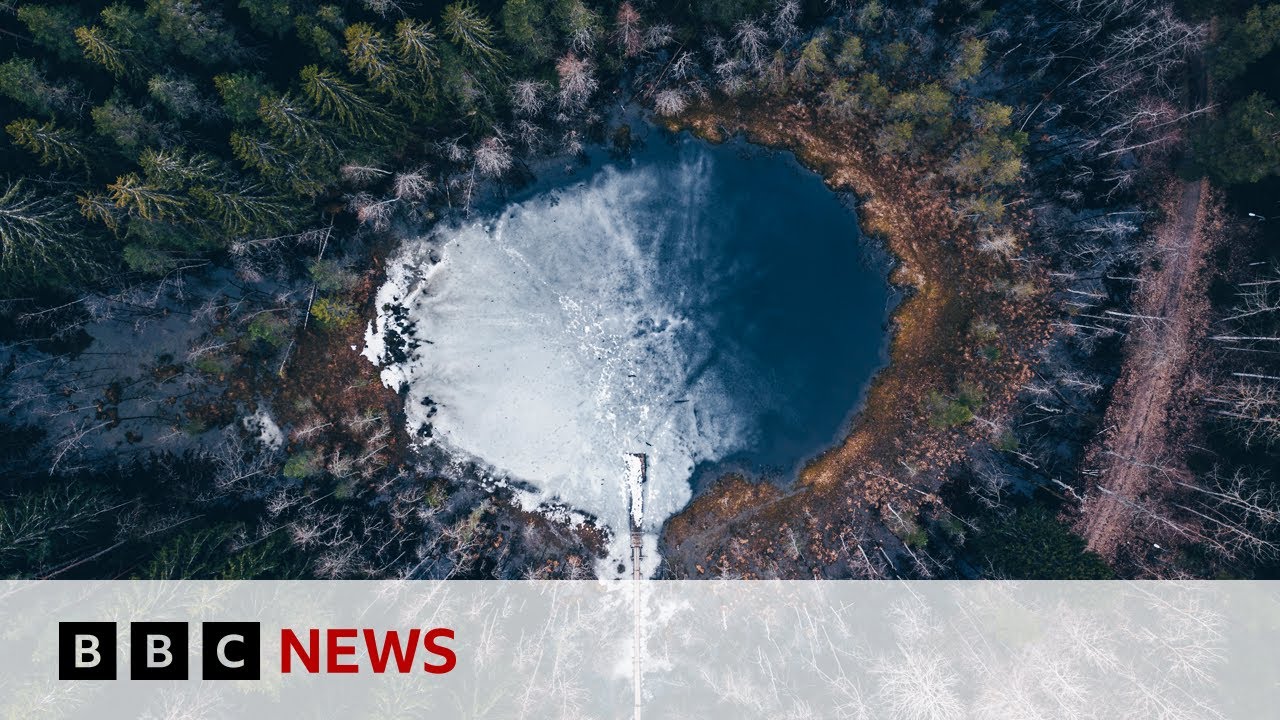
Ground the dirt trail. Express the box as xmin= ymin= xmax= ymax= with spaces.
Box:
xmin=1078 ymin=54 xmax=1211 ymax=559
xmin=1078 ymin=177 xmax=1207 ymax=558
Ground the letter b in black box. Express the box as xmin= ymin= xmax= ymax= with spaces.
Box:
xmin=202 ymin=622 xmax=260 ymax=680
xmin=130 ymin=622 xmax=188 ymax=680
xmin=59 ymin=622 xmax=117 ymax=680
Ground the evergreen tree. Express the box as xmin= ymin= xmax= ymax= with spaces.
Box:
xmin=345 ymin=22 xmax=436 ymax=119
xmin=74 ymin=24 xmax=130 ymax=78
xmin=294 ymin=5 xmax=347 ymax=64
xmin=300 ymin=64 xmax=398 ymax=138
xmin=1194 ymin=93 xmax=1280 ymax=185
xmin=1211 ymin=4 xmax=1280 ymax=83
xmin=91 ymin=96 xmax=165 ymax=152
xmin=148 ymin=75 xmax=214 ymax=120
xmin=6 ymin=118 xmax=89 ymax=171
xmin=138 ymin=527 xmax=232 ymax=579
xmin=0 ymin=57 xmax=78 ymax=117
xmin=258 ymin=92 xmax=340 ymax=160
xmin=239 ymin=0 xmax=304 ymax=38
xmin=395 ymin=17 xmax=440 ymax=73
xmin=502 ymin=0 xmax=555 ymax=64
xmin=0 ymin=483 xmax=112 ymax=576
xmin=214 ymin=72 xmax=274 ymax=125
xmin=189 ymin=184 xmax=294 ymax=236
xmin=230 ymin=131 xmax=330 ymax=197
xmin=143 ymin=0 xmax=242 ymax=64
xmin=138 ymin=146 xmax=225 ymax=189
xmin=949 ymin=37 xmax=987 ymax=85
xmin=106 ymin=172 xmax=189 ymax=221
xmin=16 ymin=3 xmax=89 ymax=63
xmin=792 ymin=31 xmax=829 ymax=87
xmin=834 ymin=35 xmax=864 ymax=73
xmin=443 ymin=1 xmax=508 ymax=74
xmin=969 ymin=505 xmax=1114 ymax=580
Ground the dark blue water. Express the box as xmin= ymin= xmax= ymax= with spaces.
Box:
xmin=631 ymin=133 xmax=890 ymax=484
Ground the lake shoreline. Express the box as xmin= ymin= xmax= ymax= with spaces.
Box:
xmin=659 ymin=97 xmax=1051 ymax=579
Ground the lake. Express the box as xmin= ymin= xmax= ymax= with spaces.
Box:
xmin=363 ymin=129 xmax=889 ymax=577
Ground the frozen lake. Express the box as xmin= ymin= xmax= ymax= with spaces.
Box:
xmin=363 ymin=132 xmax=888 ymax=577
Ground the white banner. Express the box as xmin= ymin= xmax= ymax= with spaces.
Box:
xmin=3 ymin=581 xmax=1277 ymax=719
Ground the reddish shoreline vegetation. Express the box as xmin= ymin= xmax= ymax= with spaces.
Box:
xmin=2 ymin=0 xmax=1279 ymax=580
xmin=661 ymin=99 xmax=1051 ymax=578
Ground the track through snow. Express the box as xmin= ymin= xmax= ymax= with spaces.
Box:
xmin=363 ymin=137 xmax=885 ymax=577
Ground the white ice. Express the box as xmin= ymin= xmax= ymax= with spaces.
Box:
xmin=365 ymin=152 xmax=761 ymax=578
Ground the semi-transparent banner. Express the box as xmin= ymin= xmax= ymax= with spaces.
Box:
xmin=2 ymin=581 xmax=1277 ymax=719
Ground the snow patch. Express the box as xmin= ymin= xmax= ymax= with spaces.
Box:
xmin=242 ymin=408 xmax=284 ymax=450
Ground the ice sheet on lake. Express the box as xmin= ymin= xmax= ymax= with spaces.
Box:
xmin=365 ymin=151 xmax=772 ymax=578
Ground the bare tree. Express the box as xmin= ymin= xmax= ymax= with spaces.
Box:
xmin=615 ymin=2 xmax=644 ymax=58
xmin=653 ymin=88 xmax=688 ymax=117
xmin=393 ymin=168 xmax=435 ymax=201
xmin=556 ymin=53 xmax=598 ymax=113
xmin=1206 ymin=379 xmax=1280 ymax=448
xmin=510 ymin=79 xmax=548 ymax=117
xmin=733 ymin=19 xmax=769 ymax=68
xmin=473 ymin=135 xmax=513 ymax=178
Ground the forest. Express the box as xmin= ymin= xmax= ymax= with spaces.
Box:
xmin=1 ymin=0 xmax=1278 ymax=580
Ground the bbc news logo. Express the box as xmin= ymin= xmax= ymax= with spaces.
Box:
xmin=59 ymin=622 xmax=261 ymax=680
xmin=58 ymin=622 xmax=456 ymax=680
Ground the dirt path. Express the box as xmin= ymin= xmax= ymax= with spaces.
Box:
xmin=1078 ymin=177 xmax=1207 ymax=558
xmin=1078 ymin=53 xmax=1212 ymax=559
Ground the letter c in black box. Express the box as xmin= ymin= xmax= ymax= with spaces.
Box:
xmin=202 ymin=622 xmax=261 ymax=680
xmin=58 ymin=622 xmax=117 ymax=680
xmin=130 ymin=622 xmax=189 ymax=680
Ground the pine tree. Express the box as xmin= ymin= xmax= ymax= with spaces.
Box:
xmin=501 ymin=0 xmax=555 ymax=64
xmin=148 ymin=75 xmax=213 ymax=120
xmin=1211 ymin=4 xmax=1280 ymax=83
xmin=75 ymin=25 xmax=129 ymax=78
xmin=346 ymin=23 xmax=436 ymax=118
xmin=143 ymin=0 xmax=242 ymax=64
xmin=230 ymin=131 xmax=287 ymax=176
xmin=949 ymin=37 xmax=987 ymax=85
xmin=395 ymin=18 xmax=440 ymax=72
xmin=138 ymin=527 xmax=231 ymax=579
xmin=106 ymin=173 xmax=189 ymax=221
xmin=214 ymin=72 xmax=274 ymax=125
xmin=295 ymin=6 xmax=348 ymax=64
xmin=792 ymin=31 xmax=830 ymax=87
xmin=443 ymin=2 xmax=508 ymax=74
xmin=138 ymin=147 xmax=226 ymax=190
xmin=91 ymin=97 xmax=165 ymax=152
xmin=258 ymin=93 xmax=340 ymax=159
xmin=230 ymin=131 xmax=330 ymax=197
xmin=17 ymin=4 xmax=89 ymax=62
xmin=189 ymin=185 xmax=294 ymax=235
xmin=1194 ymin=93 xmax=1280 ymax=185
xmin=0 ymin=58 xmax=78 ymax=117
xmin=239 ymin=0 xmax=299 ymax=38
xmin=300 ymin=65 xmax=397 ymax=137
xmin=345 ymin=23 xmax=407 ymax=94
xmin=6 ymin=118 xmax=89 ymax=171
xmin=77 ymin=192 xmax=121 ymax=231
xmin=835 ymin=36 xmax=864 ymax=73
